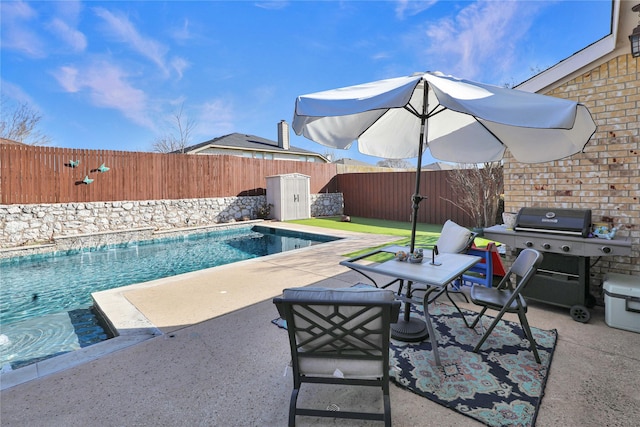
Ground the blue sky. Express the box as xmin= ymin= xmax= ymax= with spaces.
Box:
xmin=1 ymin=0 xmax=612 ymax=165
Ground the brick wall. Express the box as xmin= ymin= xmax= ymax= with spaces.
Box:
xmin=504 ymin=54 xmax=639 ymax=289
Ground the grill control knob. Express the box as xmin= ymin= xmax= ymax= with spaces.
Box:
xmin=542 ymin=243 xmax=551 ymax=250
xmin=561 ymin=245 xmax=571 ymax=252
xmin=525 ymin=241 xmax=534 ymax=248
xmin=601 ymin=246 xmax=612 ymax=254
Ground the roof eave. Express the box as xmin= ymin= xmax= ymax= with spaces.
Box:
xmin=516 ymin=35 xmax=616 ymax=93
xmin=516 ymin=0 xmax=621 ymax=94
xmin=191 ymin=144 xmax=329 ymax=162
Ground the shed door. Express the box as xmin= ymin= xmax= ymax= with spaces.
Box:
xmin=282 ymin=176 xmax=310 ymax=220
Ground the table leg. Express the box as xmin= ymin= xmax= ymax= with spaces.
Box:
xmin=422 ymin=293 xmax=441 ymax=366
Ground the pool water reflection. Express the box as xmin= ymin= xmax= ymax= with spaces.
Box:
xmin=0 ymin=225 xmax=338 ymax=368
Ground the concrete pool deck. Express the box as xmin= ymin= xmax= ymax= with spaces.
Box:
xmin=1 ymin=222 xmax=639 ymax=426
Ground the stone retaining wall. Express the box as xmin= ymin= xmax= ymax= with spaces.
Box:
xmin=0 ymin=193 xmax=343 ymax=250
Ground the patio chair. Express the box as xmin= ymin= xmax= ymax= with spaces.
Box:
xmin=466 ymin=248 xmax=544 ymax=363
xmin=273 ymin=287 xmax=400 ymax=427
xmin=433 ymin=219 xmax=477 ymax=255
xmin=409 ymin=219 xmax=477 ymax=303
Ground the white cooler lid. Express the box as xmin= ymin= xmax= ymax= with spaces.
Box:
xmin=603 ymin=273 xmax=640 ymax=297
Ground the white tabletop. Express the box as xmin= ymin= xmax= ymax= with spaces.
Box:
xmin=341 ymin=245 xmax=481 ymax=287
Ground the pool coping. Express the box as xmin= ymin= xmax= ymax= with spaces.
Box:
xmin=1 ymin=222 xmax=398 ymax=390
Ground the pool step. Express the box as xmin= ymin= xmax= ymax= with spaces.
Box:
xmin=68 ymin=308 xmax=109 ymax=347
xmin=1 ymin=307 xmax=110 ymax=370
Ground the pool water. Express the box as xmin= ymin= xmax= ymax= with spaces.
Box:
xmin=0 ymin=225 xmax=338 ymax=369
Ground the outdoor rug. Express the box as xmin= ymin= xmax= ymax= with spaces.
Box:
xmin=272 ymin=302 xmax=557 ymax=427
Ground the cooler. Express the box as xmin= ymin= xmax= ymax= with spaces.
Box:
xmin=603 ymin=273 xmax=640 ymax=333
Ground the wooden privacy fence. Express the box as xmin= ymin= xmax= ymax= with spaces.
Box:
xmin=337 ymin=170 xmax=474 ymax=226
xmin=0 ymin=145 xmax=338 ymax=204
xmin=0 ymin=145 xmax=490 ymax=227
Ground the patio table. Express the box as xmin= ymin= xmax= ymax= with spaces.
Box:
xmin=341 ymin=245 xmax=481 ymax=366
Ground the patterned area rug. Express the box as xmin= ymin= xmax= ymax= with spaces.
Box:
xmin=272 ymin=302 xmax=557 ymax=427
xmin=390 ymin=303 xmax=556 ymax=427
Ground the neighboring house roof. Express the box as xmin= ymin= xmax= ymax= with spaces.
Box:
xmin=180 ymin=133 xmax=329 ymax=162
xmin=0 ymin=138 xmax=25 ymax=145
xmin=333 ymin=158 xmax=373 ymax=166
xmin=517 ymin=0 xmax=632 ymax=93
xmin=422 ymin=162 xmax=456 ymax=171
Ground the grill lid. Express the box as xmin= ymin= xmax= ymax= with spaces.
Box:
xmin=514 ymin=208 xmax=592 ymax=237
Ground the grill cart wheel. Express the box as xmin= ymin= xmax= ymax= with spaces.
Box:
xmin=586 ymin=294 xmax=596 ymax=308
xmin=569 ymin=305 xmax=591 ymax=323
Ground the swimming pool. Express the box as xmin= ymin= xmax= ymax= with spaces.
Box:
xmin=0 ymin=225 xmax=338 ymax=369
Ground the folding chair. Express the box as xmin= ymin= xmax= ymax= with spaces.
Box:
xmin=273 ymin=287 xmax=401 ymax=427
xmin=467 ymin=248 xmax=544 ymax=363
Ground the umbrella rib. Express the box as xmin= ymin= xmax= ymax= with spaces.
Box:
xmin=355 ymin=108 xmax=392 ymax=141
xmin=405 ymin=103 xmax=447 ymax=120
xmin=404 ymin=104 xmax=421 ymax=118
xmin=475 ymin=118 xmax=507 ymax=150
xmin=427 ymin=105 xmax=446 ymax=118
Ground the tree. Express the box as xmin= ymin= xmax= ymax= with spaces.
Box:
xmin=0 ymin=96 xmax=52 ymax=145
xmin=443 ymin=162 xmax=503 ymax=228
xmin=152 ymin=104 xmax=196 ymax=153
xmin=376 ymin=158 xmax=413 ymax=169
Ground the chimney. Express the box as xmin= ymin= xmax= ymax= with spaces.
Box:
xmin=278 ymin=120 xmax=290 ymax=150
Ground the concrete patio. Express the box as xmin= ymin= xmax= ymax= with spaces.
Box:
xmin=1 ymin=223 xmax=639 ymax=426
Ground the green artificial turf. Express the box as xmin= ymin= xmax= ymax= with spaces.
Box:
xmin=288 ymin=216 xmax=442 ymax=236
xmin=287 ymin=216 xmax=490 ymax=262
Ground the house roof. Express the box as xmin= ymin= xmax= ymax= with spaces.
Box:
xmin=180 ymin=133 xmax=328 ymax=161
xmin=333 ymin=158 xmax=373 ymax=166
xmin=422 ymin=162 xmax=456 ymax=171
xmin=517 ymin=0 xmax=632 ymax=93
xmin=0 ymin=138 xmax=25 ymax=145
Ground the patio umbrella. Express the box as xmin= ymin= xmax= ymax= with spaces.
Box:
xmin=292 ymin=71 xmax=596 ymax=251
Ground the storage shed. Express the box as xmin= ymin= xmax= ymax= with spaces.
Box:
xmin=266 ymin=173 xmax=311 ymax=221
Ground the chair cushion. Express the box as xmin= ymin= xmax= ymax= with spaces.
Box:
xmin=282 ymin=286 xmax=395 ymax=303
xmin=437 ymin=220 xmax=473 ymax=254
xmin=299 ymin=355 xmax=384 ymax=379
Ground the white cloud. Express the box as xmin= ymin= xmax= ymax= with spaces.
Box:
xmin=0 ymin=79 xmax=38 ymax=107
xmin=47 ymin=18 xmax=87 ymax=52
xmin=421 ymin=1 xmax=536 ymax=81
xmin=171 ymin=57 xmax=190 ymax=80
xmin=171 ymin=18 xmax=192 ymax=42
xmin=395 ymin=0 xmax=437 ymax=19
xmin=54 ymin=66 xmax=80 ymax=92
xmin=94 ymin=7 xmax=169 ymax=74
xmin=372 ymin=52 xmax=391 ymax=61
xmin=53 ymin=60 xmax=154 ymax=128
xmin=255 ymin=1 xmax=289 ymax=11
xmin=0 ymin=1 xmax=46 ymax=57
xmin=55 ymin=0 xmax=83 ymax=21
xmin=195 ymin=99 xmax=236 ymax=138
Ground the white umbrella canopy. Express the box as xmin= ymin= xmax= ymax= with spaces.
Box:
xmin=292 ymin=71 xmax=597 ymax=253
xmin=292 ymin=71 xmax=596 ymax=164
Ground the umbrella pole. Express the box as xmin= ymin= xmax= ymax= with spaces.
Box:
xmin=391 ymin=86 xmax=431 ymax=342
xmin=410 ymin=135 xmax=425 ymax=253
xmin=391 ymin=115 xmax=430 ymax=342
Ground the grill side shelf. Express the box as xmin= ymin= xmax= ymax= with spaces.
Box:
xmin=483 ymin=225 xmax=632 ymax=257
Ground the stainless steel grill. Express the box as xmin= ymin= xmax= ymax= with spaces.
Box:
xmin=484 ymin=208 xmax=632 ymax=322
xmin=514 ymin=207 xmax=591 ymax=237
